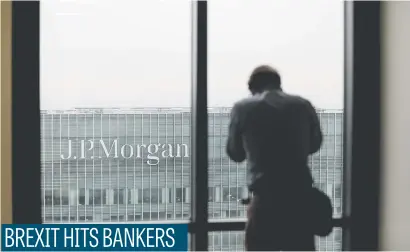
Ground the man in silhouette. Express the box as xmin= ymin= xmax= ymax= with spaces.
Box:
xmin=226 ymin=65 xmax=323 ymax=251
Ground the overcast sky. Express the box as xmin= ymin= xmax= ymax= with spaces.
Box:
xmin=40 ymin=0 xmax=343 ymax=110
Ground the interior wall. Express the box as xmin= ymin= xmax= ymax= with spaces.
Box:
xmin=380 ymin=1 xmax=410 ymax=250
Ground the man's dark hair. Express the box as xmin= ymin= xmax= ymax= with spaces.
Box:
xmin=248 ymin=65 xmax=281 ymax=93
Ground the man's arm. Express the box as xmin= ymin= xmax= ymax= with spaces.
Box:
xmin=226 ymin=104 xmax=246 ymax=162
xmin=307 ymin=102 xmax=323 ymax=154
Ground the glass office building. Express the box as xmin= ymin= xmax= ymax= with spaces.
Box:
xmin=41 ymin=108 xmax=343 ymax=251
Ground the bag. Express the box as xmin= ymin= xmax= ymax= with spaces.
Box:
xmin=310 ymin=187 xmax=333 ymax=237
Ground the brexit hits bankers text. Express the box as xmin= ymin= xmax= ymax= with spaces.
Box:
xmin=4 ymin=227 xmax=176 ymax=249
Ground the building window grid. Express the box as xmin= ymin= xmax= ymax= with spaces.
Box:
xmin=318 ymin=112 xmax=323 ymax=190
xmin=219 ymin=115 xmax=223 ymax=217
xmin=164 ymin=114 xmax=168 ymax=219
xmin=84 ymin=115 xmax=88 ymax=221
xmin=42 ymin=113 xmax=46 ymax=221
xmin=66 ymin=115 xmax=71 ymax=221
xmin=100 ymin=114 xmax=104 ymax=220
xmin=227 ymin=121 xmax=231 ymax=217
xmin=41 ymin=110 xmax=343 ymax=250
xmin=325 ymin=116 xmax=329 ymax=249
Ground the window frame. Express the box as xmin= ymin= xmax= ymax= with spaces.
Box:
xmin=9 ymin=1 xmax=381 ymax=251
xmin=342 ymin=1 xmax=381 ymax=250
xmin=10 ymin=1 xmax=41 ymax=224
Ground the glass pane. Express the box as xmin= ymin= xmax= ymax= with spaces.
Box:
xmin=316 ymin=228 xmax=343 ymax=252
xmin=208 ymin=229 xmax=342 ymax=252
xmin=209 ymin=231 xmax=245 ymax=252
xmin=209 ymin=0 xmax=344 ymax=250
xmin=40 ymin=0 xmax=191 ymax=223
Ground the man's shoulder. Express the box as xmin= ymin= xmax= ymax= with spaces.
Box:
xmin=231 ymin=92 xmax=314 ymax=114
xmin=280 ymin=92 xmax=311 ymax=106
xmin=232 ymin=96 xmax=262 ymax=113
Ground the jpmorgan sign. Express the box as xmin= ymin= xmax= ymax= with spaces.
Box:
xmin=61 ymin=139 xmax=189 ymax=165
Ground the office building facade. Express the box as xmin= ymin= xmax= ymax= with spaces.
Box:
xmin=41 ymin=108 xmax=343 ymax=251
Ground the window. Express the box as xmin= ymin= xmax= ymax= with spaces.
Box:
xmin=226 ymin=210 xmax=243 ymax=218
xmin=174 ymin=187 xmax=188 ymax=203
xmin=150 ymin=189 xmax=160 ymax=204
xmin=176 ymin=188 xmax=183 ymax=203
xmin=209 ymin=187 xmax=215 ymax=202
xmin=79 ymin=189 xmax=86 ymax=205
xmin=222 ymin=187 xmax=241 ymax=202
xmin=38 ymin=1 xmax=345 ymax=251
xmin=113 ymin=189 xmax=125 ymax=204
xmin=136 ymin=188 xmax=162 ymax=204
xmin=138 ymin=189 xmax=149 ymax=204
xmin=52 ymin=190 xmax=61 ymax=205
xmin=335 ymin=184 xmax=343 ymax=199
xmin=208 ymin=0 xmax=344 ymax=250
xmin=89 ymin=189 xmax=106 ymax=205
xmin=44 ymin=190 xmax=52 ymax=206
xmin=41 ymin=0 xmax=191 ymax=223
xmin=60 ymin=189 xmax=69 ymax=205
xmin=209 ymin=232 xmax=244 ymax=250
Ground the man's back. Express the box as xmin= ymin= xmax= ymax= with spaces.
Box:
xmin=226 ymin=89 xmax=322 ymax=193
xmin=233 ymin=65 xmax=323 ymax=251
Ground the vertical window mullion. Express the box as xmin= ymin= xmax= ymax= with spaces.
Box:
xmin=173 ymin=113 xmax=176 ymax=219
xmin=59 ymin=115 xmax=62 ymax=222
xmin=190 ymin=1 xmax=208 ymax=251
xmin=149 ymin=113 xmax=152 ymax=220
xmin=51 ymin=114 xmax=54 ymax=219
xmin=181 ymin=113 xmax=184 ymax=213
xmin=76 ymin=114 xmax=79 ymax=222
xmin=100 ymin=114 xmax=103 ymax=220
xmin=84 ymin=115 xmax=87 ymax=219
xmin=67 ymin=115 xmax=70 ymax=221
xmin=125 ymin=115 xmax=128 ymax=219
xmin=133 ymin=113 xmax=136 ymax=219
xmin=212 ymin=113 xmax=216 ymax=219
xmin=117 ymin=114 xmax=120 ymax=221
xmin=157 ymin=114 xmax=160 ymax=219
xmin=42 ymin=114 xmax=45 ymax=221
xmin=165 ymin=114 xmax=168 ymax=218
xmin=108 ymin=114 xmax=111 ymax=218
xmin=141 ymin=114 xmax=144 ymax=219
xmin=92 ymin=113 xmax=95 ymax=220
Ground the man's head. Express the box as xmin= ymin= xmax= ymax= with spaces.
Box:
xmin=248 ymin=65 xmax=281 ymax=95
